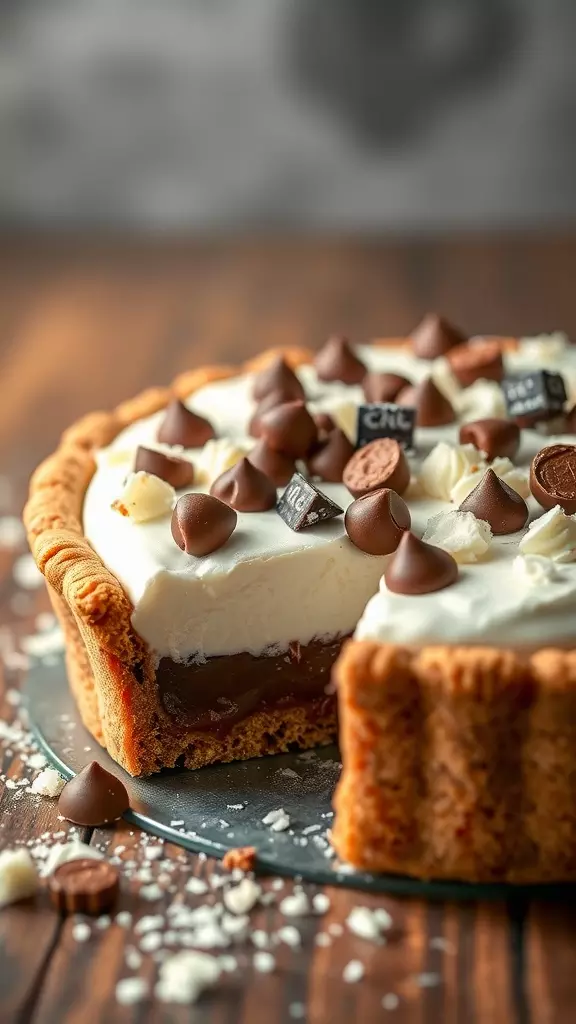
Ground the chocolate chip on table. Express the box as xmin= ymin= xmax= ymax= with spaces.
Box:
xmin=530 ymin=443 xmax=576 ymax=514
xmin=345 ymin=488 xmax=411 ymax=555
xmin=396 ymin=377 xmax=455 ymax=427
xmin=252 ymin=355 xmax=305 ymax=403
xmin=459 ymin=468 xmax=528 ymax=534
xmin=307 ymin=429 xmax=355 ymax=483
xmin=157 ymin=399 xmax=215 ymax=448
xmin=276 ymin=472 xmax=343 ymax=532
xmin=172 ymin=493 xmax=237 ymax=555
xmin=211 ymin=457 xmax=276 ymax=512
xmin=447 ymin=340 xmax=504 ymax=388
xmin=362 ymin=372 xmax=412 ymax=404
xmin=258 ymin=400 xmax=318 ymax=458
xmin=343 ymin=438 xmax=411 ymax=498
xmin=135 ymin=446 xmax=195 ymax=489
xmin=459 ymin=419 xmax=521 ymax=462
xmin=410 ymin=313 xmax=467 ymax=360
xmin=501 ymin=370 xmax=567 ymax=427
xmin=384 ymin=530 xmax=458 ymax=595
xmin=49 ymin=859 xmax=120 ymax=915
xmin=314 ymin=335 xmax=366 ymax=385
xmin=58 ymin=762 xmax=129 ymax=826
xmin=247 ymin=441 xmax=296 ymax=486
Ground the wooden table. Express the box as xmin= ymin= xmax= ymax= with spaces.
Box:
xmin=1 ymin=234 xmax=575 ymax=1023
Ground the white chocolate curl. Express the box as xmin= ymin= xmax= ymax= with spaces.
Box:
xmin=519 ymin=506 xmax=576 ymax=563
xmin=419 ymin=442 xmax=484 ymax=501
xmin=112 ymin=471 xmax=175 ymax=523
xmin=422 ymin=510 xmax=492 ymax=563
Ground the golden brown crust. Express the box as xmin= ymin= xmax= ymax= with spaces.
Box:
xmin=332 ymin=640 xmax=576 ymax=883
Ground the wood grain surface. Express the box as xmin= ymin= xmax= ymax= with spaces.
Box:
xmin=0 ymin=233 xmax=575 ymax=1023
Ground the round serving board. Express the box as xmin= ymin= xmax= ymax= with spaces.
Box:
xmin=24 ymin=650 xmax=572 ymax=901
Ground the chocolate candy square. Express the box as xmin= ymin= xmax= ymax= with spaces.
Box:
xmin=501 ymin=371 xmax=567 ymax=424
xmin=276 ymin=472 xmax=343 ymax=531
xmin=356 ymin=403 xmax=415 ymax=450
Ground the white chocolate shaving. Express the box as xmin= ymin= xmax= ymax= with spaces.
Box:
xmin=454 ymin=379 xmax=507 ymax=422
xmin=519 ymin=506 xmax=576 ymax=563
xmin=422 ymin=510 xmax=492 ymax=563
xmin=419 ymin=442 xmax=483 ymax=501
xmin=329 ymin=400 xmax=358 ymax=443
xmin=112 ymin=471 xmax=175 ymax=523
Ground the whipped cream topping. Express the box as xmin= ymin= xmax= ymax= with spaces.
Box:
xmin=83 ymin=335 xmax=576 ymax=659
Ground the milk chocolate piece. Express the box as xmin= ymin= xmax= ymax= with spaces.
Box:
xmin=58 ymin=762 xmax=129 ymax=826
xmin=362 ymin=372 xmax=411 ymax=404
xmin=411 ymin=313 xmax=466 ymax=359
xmin=564 ymin=405 xmax=576 ymax=434
xmin=49 ymin=859 xmax=120 ymax=915
xmin=345 ymin=488 xmax=410 ymax=555
xmin=447 ymin=340 xmax=504 ymax=387
xmin=356 ymin=403 xmax=416 ymax=449
xmin=314 ymin=336 xmax=366 ymax=385
xmin=314 ymin=412 xmax=337 ymax=438
xmin=158 ymin=400 xmax=215 ymax=448
xmin=247 ymin=441 xmax=296 ymax=486
xmin=210 ymin=457 xmax=276 ymax=512
xmin=276 ymin=472 xmax=343 ymax=531
xmin=459 ymin=468 xmax=528 ymax=534
xmin=530 ymin=444 xmax=576 ymax=514
xmin=384 ymin=531 xmax=458 ymax=595
xmin=501 ymin=370 xmax=567 ymax=427
xmin=307 ymin=429 xmax=355 ymax=483
xmin=259 ymin=400 xmax=318 ymax=458
xmin=249 ymin=390 xmax=291 ymax=438
xmin=135 ymin=446 xmax=195 ymax=489
xmin=343 ymin=438 xmax=410 ymax=498
xmin=252 ymin=355 xmax=305 ymax=403
xmin=172 ymin=493 xmax=237 ymax=555
xmin=459 ymin=419 xmax=521 ymax=462
xmin=396 ymin=377 xmax=455 ymax=427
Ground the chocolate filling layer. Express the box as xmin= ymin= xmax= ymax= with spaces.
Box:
xmin=156 ymin=636 xmax=345 ymax=735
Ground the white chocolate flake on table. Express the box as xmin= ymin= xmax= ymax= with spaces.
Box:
xmin=519 ymin=506 xmax=576 ymax=562
xmin=30 ymin=767 xmax=65 ymax=798
xmin=112 ymin=471 xmax=175 ymax=523
xmin=422 ymin=510 xmax=492 ymax=564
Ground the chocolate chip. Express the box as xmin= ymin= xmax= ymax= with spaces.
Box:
xmin=210 ymin=457 xmax=276 ymax=512
xmin=58 ymin=762 xmax=129 ymax=826
xmin=459 ymin=468 xmax=528 ymax=534
xmin=135 ymin=446 xmax=195 ymax=489
xmin=345 ymin=488 xmax=411 ymax=555
xmin=396 ymin=377 xmax=455 ymax=427
xmin=252 ymin=356 xmax=305 ymax=403
xmin=247 ymin=441 xmax=296 ymax=486
xmin=157 ymin=400 xmax=215 ymax=448
xmin=259 ymin=400 xmax=318 ymax=458
xmin=530 ymin=444 xmax=576 ymax=514
xmin=447 ymin=340 xmax=504 ymax=387
xmin=307 ymin=429 xmax=355 ymax=483
xmin=501 ymin=370 xmax=567 ymax=427
xmin=276 ymin=472 xmax=343 ymax=531
xmin=313 ymin=412 xmax=337 ymax=438
xmin=171 ymin=493 xmax=237 ymax=555
xmin=248 ymin=390 xmax=292 ymax=438
xmin=410 ymin=313 xmax=467 ymax=360
xmin=384 ymin=531 xmax=458 ymax=594
xmin=356 ymin=403 xmax=416 ymax=450
xmin=362 ymin=372 xmax=412 ymax=404
xmin=343 ymin=438 xmax=411 ymax=498
xmin=459 ymin=419 xmax=521 ymax=462
xmin=314 ymin=335 xmax=366 ymax=384
xmin=49 ymin=859 xmax=120 ymax=915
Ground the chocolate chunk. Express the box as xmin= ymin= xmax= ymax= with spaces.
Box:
xmin=501 ymin=370 xmax=567 ymax=426
xmin=247 ymin=441 xmax=296 ymax=486
xmin=158 ymin=399 xmax=215 ymax=448
xmin=362 ymin=372 xmax=411 ymax=404
xmin=384 ymin=531 xmax=458 ymax=595
xmin=356 ymin=403 xmax=415 ymax=450
xmin=459 ymin=468 xmax=529 ymax=534
xmin=252 ymin=356 xmax=305 ymax=403
xmin=343 ymin=438 xmax=410 ymax=498
xmin=459 ymin=419 xmax=521 ymax=462
xmin=171 ymin=493 xmax=237 ymax=555
xmin=345 ymin=488 xmax=411 ymax=555
xmin=314 ymin=335 xmax=366 ymax=384
xmin=135 ymin=446 xmax=195 ymax=489
xmin=307 ymin=429 xmax=355 ymax=483
xmin=58 ymin=762 xmax=129 ymax=826
xmin=396 ymin=377 xmax=455 ymax=427
xmin=276 ymin=472 xmax=343 ymax=531
xmin=210 ymin=457 xmax=276 ymax=512
xmin=49 ymin=859 xmax=120 ymax=915
xmin=411 ymin=313 xmax=467 ymax=360
xmin=259 ymin=400 xmax=318 ymax=458
xmin=447 ymin=340 xmax=504 ymax=387
xmin=313 ymin=411 xmax=337 ymax=438
xmin=530 ymin=443 xmax=576 ymax=514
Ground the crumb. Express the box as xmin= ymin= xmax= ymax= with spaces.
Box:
xmin=222 ymin=846 xmax=256 ymax=872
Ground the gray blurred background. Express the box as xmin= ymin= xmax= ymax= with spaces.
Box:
xmin=1 ymin=0 xmax=575 ymax=229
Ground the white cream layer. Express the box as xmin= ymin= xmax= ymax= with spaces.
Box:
xmin=83 ymin=335 xmax=576 ymax=660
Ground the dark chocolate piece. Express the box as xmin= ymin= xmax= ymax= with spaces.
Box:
xmin=345 ymin=488 xmax=410 ymax=555
xmin=49 ymin=859 xmax=120 ymax=915
xmin=135 ymin=446 xmax=195 ymax=489
xmin=501 ymin=371 xmax=567 ymax=426
xmin=343 ymin=438 xmax=410 ymax=498
xmin=259 ymin=401 xmax=318 ymax=458
xmin=314 ymin=335 xmax=366 ymax=385
xmin=447 ymin=340 xmax=504 ymax=387
xmin=171 ymin=493 xmax=237 ymax=555
xmin=384 ymin=531 xmax=458 ymax=595
xmin=459 ymin=419 xmax=521 ymax=462
xmin=252 ymin=355 xmax=305 ymax=403
xmin=307 ymin=429 xmax=355 ymax=483
xmin=247 ymin=441 xmax=296 ymax=486
xmin=459 ymin=468 xmax=528 ymax=534
xmin=362 ymin=372 xmax=411 ymax=404
xmin=157 ymin=400 xmax=215 ymax=448
xmin=276 ymin=472 xmax=343 ymax=531
xmin=58 ymin=762 xmax=129 ymax=826
xmin=530 ymin=443 xmax=576 ymax=514
xmin=210 ymin=457 xmax=276 ymax=512
xmin=356 ymin=403 xmax=415 ymax=450
xmin=396 ymin=378 xmax=455 ymax=427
